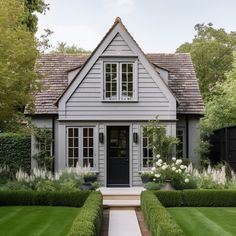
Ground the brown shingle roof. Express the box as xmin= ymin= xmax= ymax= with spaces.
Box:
xmin=32 ymin=53 xmax=204 ymax=115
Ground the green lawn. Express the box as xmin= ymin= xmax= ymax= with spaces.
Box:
xmin=168 ymin=207 xmax=236 ymax=236
xmin=0 ymin=206 xmax=79 ymax=236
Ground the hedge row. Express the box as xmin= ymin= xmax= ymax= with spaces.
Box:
xmin=68 ymin=191 xmax=103 ymax=236
xmin=0 ymin=191 xmax=90 ymax=207
xmin=141 ymin=191 xmax=184 ymax=236
xmin=154 ymin=190 xmax=236 ymax=207
xmin=0 ymin=133 xmax=31 ymax=173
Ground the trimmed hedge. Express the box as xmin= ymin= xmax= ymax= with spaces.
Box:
xmin=0 ymin=191 xmax=90 ymax=207
xmin=154 ymin=190 xmax=182 ymax=207
xmin=68 ymin=191 xmax=103 ymax=236
xmin=0 ymin=133 xmax=31 ymax=173
xmin=182 ymin=190 xmax=236 ymax=207
xmin=154 ymin=190 xmax=236 ymax=207
xmin=141 ymin=191 xmax=184 ymax=236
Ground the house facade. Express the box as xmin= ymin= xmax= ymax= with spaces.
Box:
xmin=31 ymin=18 xmax=204 ymax=187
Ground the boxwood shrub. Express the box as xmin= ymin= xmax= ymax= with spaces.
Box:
xmin=68 ymin=191 xmax=103 ymax=236
xmin=182 ymin=190 xmax=236 ymax=207
xmin=141 ymin=191 xmax=184 ymax=236
xmin=0 ymin=191 xmax=90 ymax=207
xmin=153 ymin=190 xmax=182 ymax=207
xmin=0 ymin=133 xmax=31 ymax=173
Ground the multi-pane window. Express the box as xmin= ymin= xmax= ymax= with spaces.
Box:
xmin=104 ymin=62 xmax=135 ymax=101
xmin=142 ymin=130 xmax=153 ymax=168
xmin=105 ymin=63 xmax=117 ymax=99
xmin=67 ymin=127 xmax=95 ymax=168
xmin=121 ymin=63 xmax=133 ymax=99
xmin=83 ymin=128 xmax=94 ymax=167
xmin=176 ymin=129 xmax=184 ymax=158
xmin=67 ymin=128 xmax=79 ymax=167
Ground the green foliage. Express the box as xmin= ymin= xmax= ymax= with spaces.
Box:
xmin=144 ymin=117 xmax=179 ymax=161
xmin=141 ymin=191 xmax=184 ymax=236
xmin=0 ymin=0 xmax=41 ymax=125
xmin=154 ymin=190 xmax=182 ymax=207
xmin=0 ymin=191 xmax=90 ymax=207
xmin=68 ymin=192 xmax=103 ymax=236
xmin=144 ymin=182 xmax=162 ymax=190
xmin=182 ymin=190 xmax=236 ymax=207
xmin=32 ymin=128 xmax=54 ymax=170
xmin=23 ymin=0 xmax=49 ymax=33
xmin=51 ymin=42 xmax=91 ymax=54
xmin=176 ymin=23 xmax=236 ymax=100
xmin=0 ymin=133 xmax=31 ymax=174
xmin=152 ymin=190 xmax=236 ymax=207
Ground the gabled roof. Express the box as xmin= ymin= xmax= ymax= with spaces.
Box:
xmin=56 ymin=17 xmax=176 ymax=111
xmin=32 ymin=53 xmax=204 ymax=115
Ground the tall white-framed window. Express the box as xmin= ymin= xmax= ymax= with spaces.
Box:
xmin=103 ymin=60 xmax=137 ymax=101
xmin=141 ymin=127 xmax=154 ymax=169
xmin=67 ymin=127 xmax=96 ymax=169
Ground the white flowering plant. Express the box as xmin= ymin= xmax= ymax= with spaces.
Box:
xmin=150 ymin=155 xmax=197 ymax=189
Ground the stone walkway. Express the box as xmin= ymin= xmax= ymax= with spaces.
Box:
xmin=108 ymin=210 xmax=142 ymax=236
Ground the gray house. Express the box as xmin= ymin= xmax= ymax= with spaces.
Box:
xmin=31 ymin=18 xmax=204 ymax=187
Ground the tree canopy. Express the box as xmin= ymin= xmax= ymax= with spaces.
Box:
xmin=51 ymin=42 xmax=91 ymax=54
xmin=0 ymin=0 xmax=41 ymax=130
xmin=176 ymin=23 xmax=236 ymax=100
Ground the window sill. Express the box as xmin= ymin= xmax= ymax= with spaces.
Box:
xmin=101 ymin=100 xmax=138 ymax=103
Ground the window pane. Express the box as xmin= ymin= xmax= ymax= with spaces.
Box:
xmin=69 ymin=138 xmax=73 ymax=147
xmin=128 ymin=83 xmax=133 ymax=92
xmin=83 ymin=159 xmax=88 ymax=167
xmin=106 ymin=64 xmax=110 ymax=73
xmin=89 ymin=159 xmax=94 ymax=167
xmin=74 ymin=148 xmax=78 ymax=157
xmin=89 ymin=148 xmax=93 ymax=157
xmin=112 ymin=64 xmax=117 ymax=72
xmin=83 ymin=138 xmax=88 ymax=147
xmin=68 ymin=148 xmax=73 ymax=158
xmin=83 ymin=148 xmax=88 ymax=157
xmin=122 ymin=64 xmax=126 ymax=71
xmin=74 ymin=138 xmax=78 ymax=147
xmin=89 ymin=128 xmax=93 ymax=137
xmin=68 ymin=128 xmax=73 ymax=137
xmin=128 ymin=73 xmax=133 ymax=82
xmin=74 ymin=128 xmax=78 ymax=137
xmin=128 ymin=64 xmax=133 ymax=73
xmin=68 ymin=159 xmax=74 ymax=167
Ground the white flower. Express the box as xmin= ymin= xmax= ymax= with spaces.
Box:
xmin=157 ymin=162 xmax=162 ymax=167
xmin=156 ymin=154 xmax=160 ymax=159
xmin=172 ymin=157 xmax=176 ymax=161
xmin=172 ymin=167 xmax=176 ymax=171
xmin=184 ymin=178 xmax=189 ymax=183
xmin=178 ymin=169 xmax=182 ymax=173
xmin=176 ymin=159 xmax=182 ymax=165
xmin=180 ymin=165 xmax=187 ymax=170
xmin=153 ymin=178 xmax=156 ymax=181
xmin=158 ymin=159 xmax=163 ymax=164
xmin=155 ymin=174 xmax=161 ymax=178
xmin=151 ymin=167 xmax=156 ymax=171
xmin=161 ymin=165 xmax=167 ymax=170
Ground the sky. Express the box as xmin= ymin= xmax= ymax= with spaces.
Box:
xmin=37 ymin=0 xmax=236 ymax=53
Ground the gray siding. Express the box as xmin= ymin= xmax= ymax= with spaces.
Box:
xmin=102 ymin=33 xmax=134 ymax=56
xmin=62 ymin=59 xmax=175 ymax=120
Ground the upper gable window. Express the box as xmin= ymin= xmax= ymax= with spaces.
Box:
xmin=103 ymin=61 xmax=137 ymax=101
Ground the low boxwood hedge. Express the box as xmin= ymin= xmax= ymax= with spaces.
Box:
xmin=154 ymin=190 xmax=182 ymax=207
xmin=182 ymin=190 xmax=236 ymax=207
xmin=153 ymin=190 xmax=236 ymax=207
xmin=141 ymin=191 xmax=184 ymax=236
xmin=0 ymin=191 xmax=90 ymax=207
xmin=68 ymin=191 xmax=103 ymax=236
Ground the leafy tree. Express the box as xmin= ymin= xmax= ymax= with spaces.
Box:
xmin=198 ymin=52 xmax=236 ymax=162
xmin=0 ymin=0 xmax=41 ymax=130
xmin=177 ymin=23 xmax=236 ymax=100
xmin=51 ymin=42 xmax=91 ymax=54
xmin=23 ymin=0 xmax=49 ymax=33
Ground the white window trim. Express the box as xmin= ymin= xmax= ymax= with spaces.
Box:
xmin=66 ymin=126 xmax=98 ymax=171
xmin=101 ymin=58 xmax=138 ymax=102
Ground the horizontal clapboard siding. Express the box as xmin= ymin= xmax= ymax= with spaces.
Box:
xmin=63 ymin=59 xmax=175 ymax=120
xmin=102 ymin=33 xmax=134 ymax=56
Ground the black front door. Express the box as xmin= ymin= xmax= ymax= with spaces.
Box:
xmin=107 ymin=126 xmax=129 ymax=187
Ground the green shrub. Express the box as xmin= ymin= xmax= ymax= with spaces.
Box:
xmin=0 ymin=133 xmax=31 ymax=174
xmin=0 ymin=191 xmax=90 ymax=207
xmin=141 ymin=191 xmax=184 ymax=236
xmin=182 ymin=190 xmax=236 ymax=207
xmin=144 ymin=182 xmax=162 ymax=190
xmin=68 ymin=191 xmax=103 ymax=236
xmin=154 ymin=190 xmax=182 ymax=207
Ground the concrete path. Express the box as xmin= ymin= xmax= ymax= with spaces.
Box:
xmin=108 ymin=210 xmax=142 ymax=236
